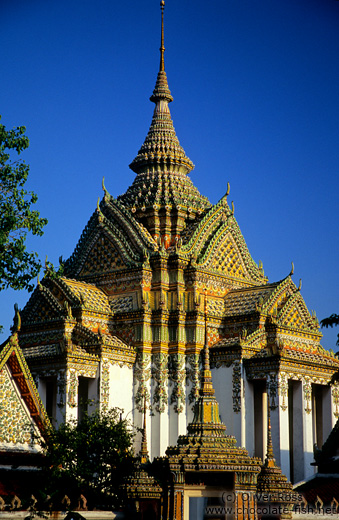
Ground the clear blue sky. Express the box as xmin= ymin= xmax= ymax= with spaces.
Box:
xmin=1 ymin=0 xmax=338 ymax=348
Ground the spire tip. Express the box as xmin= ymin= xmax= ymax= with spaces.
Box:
xmin=160 ymin=0 xmax=165 ymax=72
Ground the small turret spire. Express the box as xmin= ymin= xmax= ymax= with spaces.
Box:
xmin=200 ymin=290 xmax=214 ymax=396
xmin=187 ymin=290 xmax=226 ymax=436
xmin=265 ymin=400 xmax=276 ymax=467
xmin=140 ymin=395 xmax=149 ymax=464
xmin=160 ymin=1 xmax=165 ymax=72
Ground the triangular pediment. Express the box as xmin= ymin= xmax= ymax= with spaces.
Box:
xmin=0 ymin=334 xmax=50 ymax=451
xmin=21 ymin=284 xmax=65 ymax=325
xmin=64 ymin=197 xmax=158 ymax=278
xmin=277 ymin=291 xmax=319 ymax=333
xmin=182 ymin=195 xmax=266 ymax=285
xmin=78 ymin=232 xmax=129 ymax=277
xmin=262 ymin=277 xmax=296 ymax=315
xmin=200 ymin=221 xmax=266 ymax=284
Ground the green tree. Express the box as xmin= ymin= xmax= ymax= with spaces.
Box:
xmin=0 ymin=117 xmax=47 ymax=295
xmin=321 ymin=314 xmax=339 ymax=347
xmin=39 ymin=408 xmax=135 ymax=508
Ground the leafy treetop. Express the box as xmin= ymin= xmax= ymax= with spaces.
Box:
xmin=321 ymin=314 xmax=339 ymax=347
xmin=0 ymin=117 xmax=47 ymax=293
xmin=39 ymin=408 xmax=135 ymax=509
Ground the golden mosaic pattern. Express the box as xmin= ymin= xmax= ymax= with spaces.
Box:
xmin=208 ymin=233 xmax=247 ymax=278
xmin=0 ymin=366 xmax=36 ymax=445
xmin=79 ymin=236 xmax=127 ymax=275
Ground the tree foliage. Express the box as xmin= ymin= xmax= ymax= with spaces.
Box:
xmin=39 ymin=408 xmax=135 ymax=508
xmin=320 ymin=313 xmax=339 ymax=347
xmin=0 ymin=117 xmax=47 ymax=293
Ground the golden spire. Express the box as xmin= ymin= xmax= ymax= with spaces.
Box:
xmin=160 ymin=1 xmax=165 ymax=72
xmin=187 ymin=291 xmax=226 ymax=436
xmin=200 ymin=290 xmax=215 ymax=397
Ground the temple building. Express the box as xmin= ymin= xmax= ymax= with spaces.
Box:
xmin=12 ymin=1 xmax=339 ymax=488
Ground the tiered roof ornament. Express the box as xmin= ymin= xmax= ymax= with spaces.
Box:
xmin=118 ymin=1 xmax=210 ymax=247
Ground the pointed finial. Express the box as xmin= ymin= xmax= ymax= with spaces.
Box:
xmin=12 ymin=303 xmax=21 ymax=333
xmin=290 ymin=261 xmax=294 ymax=276
xmin=140 ymin=394 xmax=149 ymax=463
xmin=265 ymin=398 xmax=275 ymax=466
xmin=204 ymin=289 xmax=210 ymax=371
xmin=160 ymin=1 xmax=165 ymax=72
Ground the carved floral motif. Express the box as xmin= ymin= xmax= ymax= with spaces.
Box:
xmin=267 ymin=373 xmax=278 ymax=410
xmin=67 ymin=370 xmax=78 ymax=408
xmin=152 ymin=353 xmax=168 ymax=413
xmin=232 ymin=361 xmax=242 ymax=413
xmin=279 ymin=373 xmax=288 ymax=412
xmin=186 ymin=353 xmax=200 ymax=405
xmin=134 ymin=352 xmax=151 ymax=412
xmin=101 ymin=359 xmax=110 ymax=410
xmin=332 ymin=384 xmax=339 ymax=419
xmin=169 ymin=353 xmax=185 ymax=413
xmin=303 ymin=378 xmax=312 ymax=415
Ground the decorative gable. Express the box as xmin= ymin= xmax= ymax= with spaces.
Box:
xmin=278 ymin=292 xmax=319 ymax=333
xmin=208 ymin=231 xmax=248 ymax=278
xmin=0 ymin=364 xmax=40 ymax=447
xmin=182 ymin=194 xmax=266 ymax=286
xmin=64 ymin=196 xmax=158 ymax=279
xmin=0 ymin=334 xmax=50 ymax=451
xmin=20 ymin=284 xmax=65 ymax=325
xmin=79 ymin=234 xmax=128 ymax=276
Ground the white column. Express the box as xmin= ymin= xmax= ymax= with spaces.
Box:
xmin=150 ymin=353 xmax=169 ymax=458
xmin=55 ymin=370 xmax=66 ymax=426
xmin=151 ymin=407 xmax=169 ymax=458
xmin=235 ymin=362 xmax=246 ymax=447
xmin=213 ymin=365 xmax=235 ymax=435
xmin=331 ymin=384 xmax=339 ymax=429
xmin=292 ymin=381 xmax=304 ymax=483
xmin=269 ymin=374 xmax=290 ymax=480
xmin=302 ymin=378 xmax=315 ymax=480
xmin=244 ymin=378 xmax=255 ymax=457
xmin=64 ymin=369 xmax=78 ymax=422
xmin=321 ymin=386 xmax=333 ymax=446
xmin=253 ymin=380 xmax=266 ymax=461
